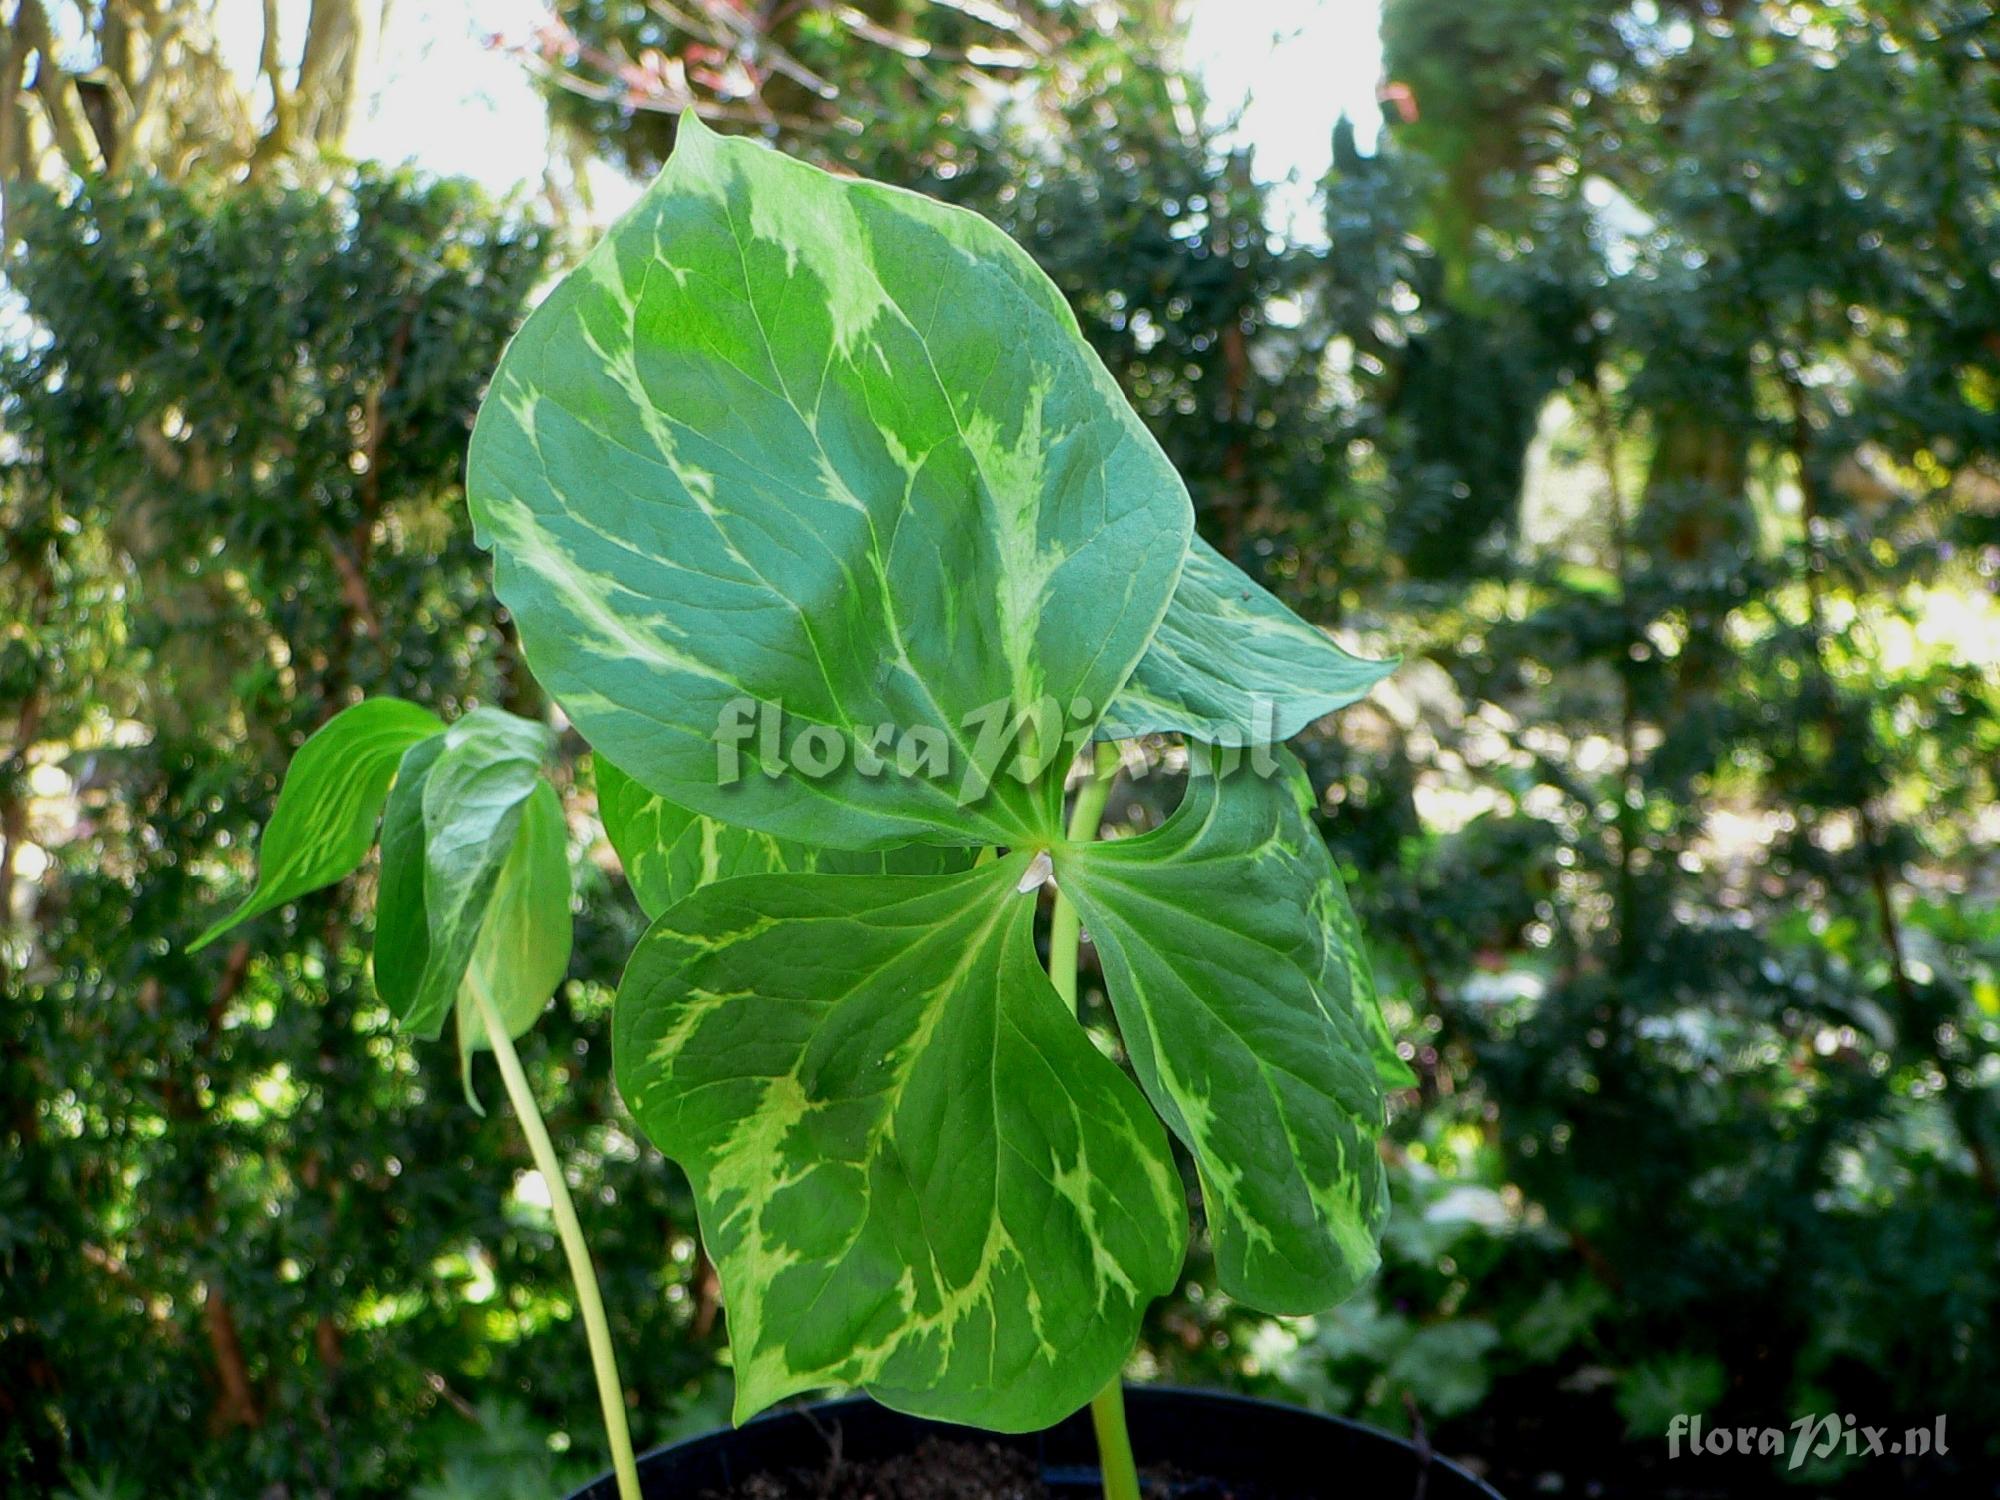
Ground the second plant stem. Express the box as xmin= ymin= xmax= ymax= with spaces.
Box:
xmin=472 ymin=977 xmax=644 ymax=1500
xmin=1048 ymin=741 xmax=1141 ymax=1500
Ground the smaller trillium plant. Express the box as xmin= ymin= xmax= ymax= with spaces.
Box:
xmin=199 ymin=114 xmax=1408 ymax=1499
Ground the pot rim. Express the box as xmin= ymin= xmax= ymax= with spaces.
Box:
xmin=566 ymin=1382 xmax=1503 ymax=1499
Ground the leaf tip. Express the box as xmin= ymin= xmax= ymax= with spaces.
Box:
xmin=186 ymin=909 xmax=241 ymax=954
xmin=460 ymin=1052 xmax=487 ymax=1117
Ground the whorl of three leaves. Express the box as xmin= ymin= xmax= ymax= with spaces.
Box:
xmin=467 ymin=116 xmax=1403 ymax=1431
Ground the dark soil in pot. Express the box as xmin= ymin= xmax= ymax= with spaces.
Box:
xmin=568 ymin=1386 xmax=1502 ymax=1500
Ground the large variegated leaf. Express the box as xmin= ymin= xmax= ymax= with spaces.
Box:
xmin=1054 ymin=754 xmax=1393 ymax=1314
xmin=192 ymin=698 xmax=444 ymax=950
xmin=467 ymin=112 xmax=1190 ymax=852
xmin=613 ymin=855 xmax=1186 ymax=1430
xmin=456 ymin=780 xmax=574 ymax=1108
xmin=596 ymin=757 xmax=972 ymax=920
xmin=1099 ymin=537 xmax=1395 ymax=743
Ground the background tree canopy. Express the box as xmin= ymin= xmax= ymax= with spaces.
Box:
xmin=3 ymin=1 xmax=1996 ymax=1496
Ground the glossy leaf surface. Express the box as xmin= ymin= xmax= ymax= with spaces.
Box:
xmin=372 ymin=732 xmax=449 ymax=1015
xmin=456 ymin=780 xmax=574 ymax=1108
xmin=403 ymin=708 xmax=558 ymax=1038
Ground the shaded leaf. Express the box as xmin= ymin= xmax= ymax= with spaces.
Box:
xmin=191 ymin=698 xmax=444 ymax=950
xmin=596 ymin=756 xmax=809 ymax=918
xmin=613 ymin=855 xmax=1186 ymax=1429
xmin=1311 ymin=826 xmax=1417 ymax=1091
xmin=468 ymin=113 xmax=1190 ymax=851
xmin=1056 ymin=753 xmax=1392 ymax=1314
xmin=595 ymin=756 xmax=973 ymax=920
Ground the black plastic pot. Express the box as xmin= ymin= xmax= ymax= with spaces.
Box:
xmin=567 ymin=1386 xmax=1503 ymax=1498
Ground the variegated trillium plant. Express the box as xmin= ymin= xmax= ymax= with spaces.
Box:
xmin=195 ymin=115 xmax=1409 ymax=1500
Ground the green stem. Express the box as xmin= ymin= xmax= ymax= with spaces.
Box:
xmin=1089 ymin=1378 xmax=1143 ymax=1500
xmin=472 ymin=981 xmax=643 ymax=1500
xmin=1050 ymin=740 xmax=1120 ymax=1013
xmin=1048 ymin=741 xmax=1140 ymax=1500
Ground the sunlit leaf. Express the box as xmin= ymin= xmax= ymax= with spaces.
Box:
xmin=468 ymin=113 xmax=1190 ymax=851
xmin=191 ymin=698 xmax=444 ymax=951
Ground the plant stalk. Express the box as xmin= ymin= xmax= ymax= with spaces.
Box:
xmin=1089 ymin=1379 xmax=1143 ymax=1500
xmin=1050 ymin=740 xmax=1120 ymax=1012
xmin=472 ymin=981 xmax=643 ymax=1500
xmin=1049 ymin=741 xmax=1140 ymax=1500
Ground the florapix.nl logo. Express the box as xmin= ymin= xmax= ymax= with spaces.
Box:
xmin=711 ymin=693 xmax=1291 ymax=805
xmin=1668 ymin=1413 xmax=1949 ymax=1471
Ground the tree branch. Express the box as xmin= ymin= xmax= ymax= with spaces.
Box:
xmin=17 ymin=0 xmax=106 ymax=175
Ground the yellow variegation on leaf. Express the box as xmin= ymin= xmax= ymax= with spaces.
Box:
xmin=614 ymin=855 xmax=1186 ymax=1430
xmin=468 ymin=113 xmax=1191 ymax=852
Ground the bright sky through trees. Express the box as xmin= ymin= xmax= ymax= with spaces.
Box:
xmin=216 ymin=0 xmax=1385 ymax=215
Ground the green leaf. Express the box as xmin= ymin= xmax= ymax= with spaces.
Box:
xmin=613 ymin=855 xmax=1186 ymax=1430
xmin=372 ymin=732 xmax=449 ymax=1015
xmin=402 ymin=708 xmax=558 ymax=1038
xmin=468 ymin=113 xmax=1190 ymax=851
xmin=595 ymin=756 xmax=973 ymax=921
xmin=191 ymin=698 xmax=444 ymax=950
xmin=456 ymin=781 xmax=574 ymax=1111
xmin=1055 ymin=753 xmax=1392 ymax=1314
xmin=1099 ymin=536 xmax=1395 ymax=743
xmin=1313 ymin=828 xmax=1417 ymax=1091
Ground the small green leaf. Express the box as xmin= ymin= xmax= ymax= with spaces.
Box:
xmin=1100 ymin=536 xmax=1395 ymax=743
xmin=1056 ymin=752 xmax=1393 ymax=1315
xmin=456 ymin=781 xmax=573 ymax=1111
xmin=596 ymin=756 xmax=973 ymax=920
xmin=614 ymin=856 xmax=1186 ymax=1430
xmin=372 ymin=733 xmax=448 ymax=1015
xmin=402 ymin=708 xmax=558 ymax=1038
xmin=468 ymin=114 xmax=1190 ymax=851
xmin=191 ymin=698 xmax=444 ymax=951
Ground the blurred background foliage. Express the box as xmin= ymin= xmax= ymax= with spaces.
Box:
xmin=3 ymin=0 xmax=1997 ymax=1496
